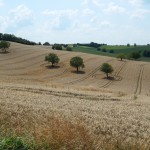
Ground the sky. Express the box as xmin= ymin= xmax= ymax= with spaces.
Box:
xmin=0 ymin=0 xmax=150 ymax=44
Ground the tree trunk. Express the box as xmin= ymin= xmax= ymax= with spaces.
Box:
xmin=106 ymin=73 xmax=109 ymax=79
xmin=77 ymin=66 xmax=79 ymax=72
xmin=121 ymin=58 xmax=122 ymax=61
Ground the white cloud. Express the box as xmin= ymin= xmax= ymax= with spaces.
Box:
xmin=9 ymin=5 xmax=33 ymax=23
xmin=128 ymin=0 xmax=143 ymax=7
xmin=82 ymin=8 xmax=95 ymax=16
xmin=0 ymin=0 xmax=4 ymax=7
xmin=131 ymin=9 xmax=150 ymax=19
xmin=42 ymin=9 xmax=78 ymax=19
xmin=100 ymin=20 xmax=112 ymax=28
xmin=82 ymin=0 xmax=102 ymax=7
xmin=104 ymin=2 xmax=126 ymax=13
xmin=0 ymin=16 xmax=9 ymax=32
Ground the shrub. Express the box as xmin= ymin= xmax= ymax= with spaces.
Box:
xmin=100 ymin=63 xmax=114 ymax=79
xmin=70 ymin=56 xmax=85 ymax=72
xmin=45 ymin=53 xmax=60 ymax=67
xmin=66 ymin=46 xmax=72 ymax=51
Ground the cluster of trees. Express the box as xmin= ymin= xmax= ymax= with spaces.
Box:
xmin=52 ymin=44 xmax=63 ymax=50
xmin=77 ymin=42 xmax=106 ymax=48
xmin=0 ymin=41 xmax=10 ymax=53
xmin=143 ymin=50 xmax=150 ymax=57
xmin=117 ymin=52 xmax=141 ymax=61
xmin=45 ymin=53 xmax=114 ymax=78
xmin=0 ymin=33 xmax=36 ymax=45
xmin=43 ymin=42 xmax=50 ymax=46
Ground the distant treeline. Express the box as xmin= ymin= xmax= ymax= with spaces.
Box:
xmin=0 ymin=33 xmax=36 ymax=45
xmin=76 ymin=42 xmax=106 ymax=48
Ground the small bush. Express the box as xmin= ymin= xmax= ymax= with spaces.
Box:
xmin=0 ymin=137 xmax=30 ymax=150
xmin=66 ymin=46 xmax=72 ymax=51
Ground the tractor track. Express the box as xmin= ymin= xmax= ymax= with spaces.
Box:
xmin=100 ymin=61 xmax=127 ymax=88
xmin=134 ymin=64 xmax=144 ymax=95
xmin=66 ymin=59 xmax=113 ymax=85
xmin=0 ymin=51 xmax=37 ymax=62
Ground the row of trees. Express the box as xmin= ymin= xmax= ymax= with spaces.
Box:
xmin=117 ymin=52 xmax=141 ymax=61
xmin=0 ymin=33 xmax=36 ymax=45
xmin=45 ymin=53 xmax=113 ymax=78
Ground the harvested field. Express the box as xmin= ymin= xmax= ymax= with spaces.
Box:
xmin=0 ymin=42 xmax=150 ymax=149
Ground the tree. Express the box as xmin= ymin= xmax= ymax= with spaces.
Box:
xmin=53 ymin=44 xmax=62 ymax=50
xmin=43 ymin=42 xmax=50 ymax=46
xmin=129 ymin=52 xmax=141 ymax=60
xmin=100 ymin=63 xmax=114 ymax=79
xmin=66 ymin=46 xmax=72 ymax=51
xmin=134 ymin=43 xmax=137 ymax=47
xmin=117 ymin=53 xmax=125 ymax=61
xmin=0 ymin=41 xmax=10 ymax=53
xmin=70 ymin=56 xmax=85 ymax=72
xmin=127 ymin=43 xmax=130 ymax=47
xmin=45 ymin=53 xmax=60 ymax=67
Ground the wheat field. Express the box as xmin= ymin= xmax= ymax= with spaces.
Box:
xmin=0 ymin=42 xmax=150 ymax=149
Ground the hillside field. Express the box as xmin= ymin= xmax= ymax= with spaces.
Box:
xmin=0 ymin=42 xmax=150 ymax=149
xmin=72 ymin=45 xmax=150 ymax=62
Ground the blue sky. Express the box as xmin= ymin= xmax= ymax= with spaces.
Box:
xmin=0 ymin=0 xmax=150 ymax=44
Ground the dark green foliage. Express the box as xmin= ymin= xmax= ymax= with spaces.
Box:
xmin=100 ymin=63 xmax=114 ymax=79
xmin=127 ymin=43 xmax=130 ymax=47
xmin=97 ymin=48 xmax=101 ymax=51
xmin=117 ymin=53 xmax=126 ymax=61
xmin=0 ymin=137 xmax=30 ymax=150
xmin=66 ymin=46 xmax=72 ymax=51
xmin=134 ymin=43 xmax=137 ymax=47
xmin=43 ymin=42 xmax=50 ymax=46
xmin=143 ymin=50 xmax=150 ymax=57
xmin=77 ymin=42 xmax=105 ymax=48
xmin=53 ymin=44 xmax=62 ymax=50
xmin=38 ymin=42 xmax=42 ymax=45
xmin=70 ymin=56 xmax=85 ymax=72
xmin=0 ymin=33 xmax=36 ymax=45
xmin=0 ymin=41 xmax=10 ymax=53
xmin=129 ymin=52 xmax=141 ymax=60
xmin=109 ymin=50 xmax=114 ymax=53
xmin=102 ymin=48 xmax=107 ymax=52
xmin=45 ymin=53 xmax=60 ymax=67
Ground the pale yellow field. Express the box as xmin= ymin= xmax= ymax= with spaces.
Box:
xmin=0 ymin=42 xmax=150 ymax=149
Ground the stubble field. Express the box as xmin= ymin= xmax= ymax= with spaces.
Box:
xmin=0 ymin=42 xmax=150 ymax=149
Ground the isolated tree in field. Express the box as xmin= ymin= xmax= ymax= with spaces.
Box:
xmin=100 ymin=63 xmax=114 ymax=79
xmin=70 ymin=56 xmax=85 ymax=72
xmin=117 ymin=53 xmax=125 ymax=61
xmin=45 ymin=53 xmax=60 ymax=67
xmin=0 ymin=41 xmax=10 ymax=53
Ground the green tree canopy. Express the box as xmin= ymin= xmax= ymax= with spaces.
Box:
xmin=117 ymin=53 xmax=126 ymax=61
xmin=70 ymin=56 xmax=85 ymax=72
xmin=0 ymin=41 xmax=10 ymax=53
xmin=45 ymin=53 xmax=60 ymax=67
xmin=100 ymin=63 xmax=114 ymax=79
xmin=129 ymin=52 xmax=141 ymax=60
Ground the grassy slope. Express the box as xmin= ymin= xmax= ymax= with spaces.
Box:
xmin=72 ymin=45 xmax=150 ymax=62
